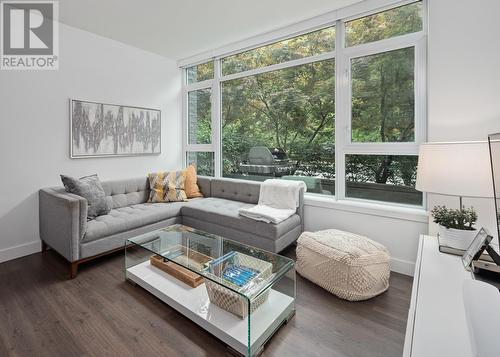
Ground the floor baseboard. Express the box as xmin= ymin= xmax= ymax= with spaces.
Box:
xmin=0 ymin=240 xmax=41 ymax=264
xmin=391 ymin=257 xmax=415 ymax=277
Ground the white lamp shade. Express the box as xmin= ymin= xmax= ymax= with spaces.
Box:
xmin=416 ymin=141 xmax=494 ymax=198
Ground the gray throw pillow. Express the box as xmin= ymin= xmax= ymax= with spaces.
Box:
xmin=61 ymin=174 xmax=112 ymax=220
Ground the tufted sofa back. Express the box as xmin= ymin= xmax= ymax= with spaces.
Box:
xmin=52 ymin=176 xmax=303 ymax=231
xmin=210 ymin=178 xmax=260 ymax=204
xmin=101 ymin=177 xmax=150 ymax=209
xmin=99 ymin=176 xmax=263 ymax=208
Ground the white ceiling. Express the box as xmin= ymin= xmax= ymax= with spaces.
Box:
xmin=58 ymin=0 xmax=363 ymax=60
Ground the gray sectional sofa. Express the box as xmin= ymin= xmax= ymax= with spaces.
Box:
xmin=39 ymin=176 xmax=304 ymax=278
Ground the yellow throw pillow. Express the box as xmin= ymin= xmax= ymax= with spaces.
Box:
xmin=148 ymin=171 xmax=187 ymax=203
xmin=183 ymin=165 xmax=203 ymax=198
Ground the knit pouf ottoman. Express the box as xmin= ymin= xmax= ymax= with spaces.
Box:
xmin=296 ymin=229 xmax=390 ymax=301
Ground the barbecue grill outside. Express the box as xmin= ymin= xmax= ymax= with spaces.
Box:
xmin=239 ymin=146 xmax=295 ymax=177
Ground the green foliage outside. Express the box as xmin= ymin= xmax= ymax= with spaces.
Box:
xmin=222 ymin=27 xmax=335 ymax=75
xmin=187 ymin=152 xmax=214 ymax=176
xmin=188 ymin=89 xmax=212 ymax=144
xmin=222 ymin=59 xmax=336 ymax=178
xmin=345 ymin=2 xmax=423 ymax=46
xmin=346 ymin=154 xmax=418 ymax=186
xmin=187 ymin=61 xmax=214 ymax=84
xmin=351 ymin=47 xmax=415 ymax=144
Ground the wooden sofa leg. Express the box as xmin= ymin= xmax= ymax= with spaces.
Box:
xmin=70 ymin=262 xmax=79 ymax=279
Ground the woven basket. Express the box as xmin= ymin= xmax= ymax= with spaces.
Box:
xmin=204 ymin=252 xmax=272 ymax=319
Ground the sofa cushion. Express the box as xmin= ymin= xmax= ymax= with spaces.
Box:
xmin=83 ymin=202 xmax=188 ymax=243
xmin=181 ymin=197 xmax=300 ymax=240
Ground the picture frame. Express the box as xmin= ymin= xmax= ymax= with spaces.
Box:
xmin=461 ymin=228 xmax=493 ymax=269
xmin=70 ymin=98 xmax=161 ymax=158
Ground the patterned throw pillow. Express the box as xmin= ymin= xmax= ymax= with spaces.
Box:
xmin=183 ymin=165 xmax=203 ymax=198
xmin=165 ymin=170 xmax=188 ymax=202
xmin=148 ymin=171 xmax=169 ymax=203
xmin=148 ymin=171 xmax=187 ymax=203
xmin=60 ymin=174 xmax=112 ymax=220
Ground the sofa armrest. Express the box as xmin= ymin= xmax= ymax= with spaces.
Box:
xmin=297 ymin=187 xmax=305 ymax=232
xmin=39 ymin=188 xmax=87 ymax=262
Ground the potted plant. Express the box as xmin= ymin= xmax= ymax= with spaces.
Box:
xmin=431 ymin=205 xmax=478 ymax=250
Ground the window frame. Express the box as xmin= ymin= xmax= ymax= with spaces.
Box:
xmin=186 ymin=87 xmax=213 ymax=146
xmin=182 ymin=63 xmax=218 ymax=175
xmin=181 ymin=0 xmax=427 ymax=207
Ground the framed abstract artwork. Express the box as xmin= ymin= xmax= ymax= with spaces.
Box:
xmin=70 ymin=99 xmax=161 ymax=158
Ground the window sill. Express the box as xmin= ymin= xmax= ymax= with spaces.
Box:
xmin=303 ymin=194 xmax=429 ymax=223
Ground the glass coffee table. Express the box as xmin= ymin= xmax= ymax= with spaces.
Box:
xmin=125 ymin=224 xmax=296 ymax=357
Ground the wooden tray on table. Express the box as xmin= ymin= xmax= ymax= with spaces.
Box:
xmin=150 ymin=245 xmax=213 ymax=288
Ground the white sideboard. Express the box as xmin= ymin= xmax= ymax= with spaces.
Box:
xmin=403 ymin=235 xmax=473 ymax=357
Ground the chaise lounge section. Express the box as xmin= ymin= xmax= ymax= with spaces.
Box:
xmin=39 ymin=176 xmax=304 ymax=278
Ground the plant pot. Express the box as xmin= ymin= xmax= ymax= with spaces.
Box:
xmin=437 ymin=225 xmax=477 ymax=250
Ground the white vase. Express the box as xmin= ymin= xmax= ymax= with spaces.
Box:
xmin=438 ymin=225 xmax=477 ymax=250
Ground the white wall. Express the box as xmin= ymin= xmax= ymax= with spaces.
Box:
xmin=0 ymin=23 xmax=182 ymax=262
xmin=427 ymin=0 xmax=500 ymax=241
xmin=428 ymin=0 xmax=500 ymax=143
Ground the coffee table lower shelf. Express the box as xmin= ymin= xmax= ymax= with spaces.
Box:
xmin=126 ymin=261 xmax=294 ymax=356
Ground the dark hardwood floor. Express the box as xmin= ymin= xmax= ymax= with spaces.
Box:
xmin=0 ymin=246 xmax=412 ymax=357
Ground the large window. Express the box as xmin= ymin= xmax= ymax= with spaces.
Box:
xmin=222 ymin=59 xmax=335 ymax=195
xmin=222 ymin=27 xmax=335 ymax=76
xmin=345 ymin=1 xmax=423 ymax=47
xmin=351 ymin=47 xmax=415 ymax=143
xmin=183 ymin=1 xmax=426 ymax=206
xmin=184 ymin=61 xmax=215 ymax=175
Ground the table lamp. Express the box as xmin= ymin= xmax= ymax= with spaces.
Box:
xmin=416 ymin=141 xmax=494 ymax=250
xmin=416 ymin=141 xmax=493 ymax=207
